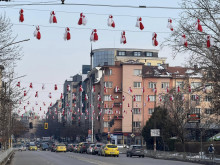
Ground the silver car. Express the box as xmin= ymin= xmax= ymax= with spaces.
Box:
xmin=86 ymin=144 xmax=95 ymax=154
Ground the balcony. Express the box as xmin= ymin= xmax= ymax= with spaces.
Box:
xmin=114 ymin=87 xmax=122 ymax=93
xmin=114 ymin=102 xmax=122 ymax=107
xmin=114 ymin=128 xmax=122 ymax=132
xmin=114 ymin=115 xmax=123 ymax=120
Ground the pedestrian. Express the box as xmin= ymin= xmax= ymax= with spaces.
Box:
xmin=208 ymin=144 xmax=215 ymax=160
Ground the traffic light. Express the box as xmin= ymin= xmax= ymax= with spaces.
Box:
xmin=29 ymin=122 xmax=33 ymax=129
xmin=44 ymin=123 xmax=48 ymax=129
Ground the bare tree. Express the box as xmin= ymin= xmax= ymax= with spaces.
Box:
xmin=164 ymin=0 xmax=220 ymax=111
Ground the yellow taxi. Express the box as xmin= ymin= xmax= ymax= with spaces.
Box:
xmin=56 ymin=144 xmax=67 ymax=152
xmin=29 ymin=144 xmax=37 ymax=151
xmin=102 ymin=144 xmax=119 ymax=157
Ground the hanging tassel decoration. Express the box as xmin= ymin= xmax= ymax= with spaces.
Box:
xmin=34 ymin=26 xmax=41 ymax=40
xmin=54 ymin=84 xmax=58 ymax=90
xmin=195 ymin=19 xmax=202 ymax=32
xmin=64 ymin=27 xmax=71 ymax=41
xmin=207 ymin=35 xmax=214 ymax=48
xmin=78 ymin=13 xmax=87 ymax=25
xmin=19 ymin=9 xmax=24 ymax=22
xmin=136 ymin=17 xmax=144 ymax=30
xmin=107 ymin=15 xmax=115 ymax=28
xmin=152 ymin=32 xmax=158 ymax=46
xmin=49 ymin=11 xmax=57 ymax=23
xmin=120 ymin=31 xmax=127 ymax=44
xmin=167 ymin=18 xmax=173 ymax=31
xmin=90 ymin=29 xmax=98 ymax=42
xmin=180 ymin=34 xmax=188 ymax=47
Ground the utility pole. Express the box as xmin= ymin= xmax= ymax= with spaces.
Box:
xmin=153 ymin=84 xmax=157 ymax=152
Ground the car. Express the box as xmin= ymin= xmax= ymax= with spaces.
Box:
xmin=126 ymin=145 xmax=144 ymax=157
xmin=67 ymin=144 xmax=74 ymax=152
xmin=14 ymin=144 xmax=26 ymax=151
xmin=29 ymin=142 xmax=37 ymax=151
xmin=73 ymin=144 xmax=78 ymax=153
xmin=50 ymin=144 xmax=57 ymax=152
xmin=56 ymin=144 xmax=67 ymax=152
xmin=86 ymin=144 xmax=95 ymax=154
xmin=41 ymin=143 xmax=49 ymax=151
xmin=98 ymin=145 xmax=105 ymax=156
xmin=77 ymin=142 xmax=90 ymax=153
xmin=101 ymin=144 xmax=119 ymax=157
xmin=93 ymin=143 xmax=104 ymax=155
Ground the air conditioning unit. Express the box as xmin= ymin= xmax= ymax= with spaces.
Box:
xmin=114 ymin=95 xmax=119 ymax=99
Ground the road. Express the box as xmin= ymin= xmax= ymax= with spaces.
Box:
xmin=10 ymin=151 xmax=202 ymax=165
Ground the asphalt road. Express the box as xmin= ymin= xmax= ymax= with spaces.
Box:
xmin=10 ymin=150 xmax=202 ymax=165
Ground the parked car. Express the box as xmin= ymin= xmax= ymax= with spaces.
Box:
xmin=126 ymin=145 xmax=144 ymax=157
xmin=73 ymin=144 xmax=78 ymax=153
xmin=29 ymin=142 xmax=37 ymax=151
xmin=86 ymin=144 xmax=95 ymax=154
xmin=93 ymin=143 xmax=104 ymax=155
xmin=41 ymin=143 xmax=49 ymax=151
xmin=56 ymin=144 xmax=67 ymax=152
xmin=14 ymin=144 xmax=26 ymax=151
xmin=50 ymin=143 xmax=57 ymax=152
xmin=101 ymin=144 xmax=119 ymax=157
xmin=98 ymin=145 xmax=105 ymax=156
xmin=67 ymin=144 xmax=74 ymax=152
xmin=77 ymin=142 xmax=89 ymax=153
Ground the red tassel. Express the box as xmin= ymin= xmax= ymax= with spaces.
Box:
xmin=152 ymin=32 xmax=158 ymax=46
xmin=195 ymin=19 xmax=202 ymax=32
xmin=139 ymin=22 xmax=144 ymax=30
xmin=19 ymin=9 xmax=24 ymax=22
xmin=64 ymin=27 xmax=71 ymax=41
xmin=34 ymin=26 xmax=41 ymax=40
xmin=78 ymin=13 xmax=87 ymax=25
xmin=181 ymin=34 xmax=187 ymax=47
xmin=50 ymin=11 xmax=57 ymax=23
xmin=93 ymin=29 xmax=98 ymax=41
xmin=120 ymin=31 xmax=127 ymax=44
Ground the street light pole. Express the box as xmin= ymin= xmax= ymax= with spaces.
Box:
xmin=154 ymin=84 xmax=157 ymax=152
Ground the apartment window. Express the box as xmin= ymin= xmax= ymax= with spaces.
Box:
xmin=148 ymin=82 xmax=156 ymax=88
xmin=118 ymin=51 xmax=126 ymax=56
xmin=205 ymin=83 xmax=213 ymax=89
xmin=191 ymin=82 xmax=202 ymax=89
xmin=205 ymin=95 xmax=212 ymax=102
xmin=135 ymin=95 xmax=142 ymax=102
xmin=176 ymin=81 xmax=184 ymax=89
xmin=105 ymin=69 xmax=112 ymax=76
xmin=134 ymin=82 xmax=142 ymax=88
xmin=133 ymin=69 xmax=142 ymax=76
xmin=103 ymin=95 xmax=111 ymax=101
xmin=190 ymin=108 xmax=200 ymax=114
xmin=205 ymin=108 xmax=214 ymax=115
xmin=133 ymin=121 xmax=141 ymax=128
xmin=104 ymin=122 xmax=109 ymax=127
xmin=104 ymin=82 xmax=113 ymax=88
xmin=157 ymin=63 xmax=161 ymax=66
xmin=133 ymin=108 xmax=141 ymax=114
xmin=149 ymin=108 xmax=154 ymax=114
xmin=147 ymin=63 xmax=151 ymax=66
xmin=161 ymin=82 xmax=169 ymax=89
xmin=104 ymin=108 xmax=113 ymax=114
xmin=149 ymin=95 xmax=156 ymax=102
xmin=191 ymin=95 xmax=200 ymax=101
xmin=146 ymin=52 xmax=153 ymax=57
xmin=134 ymin=52 xmax=141 ymax=57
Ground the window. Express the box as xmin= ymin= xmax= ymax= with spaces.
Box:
xmin=146 ymin=52 xmax=153 ymax=57
xmin=157 ymin=63 xmax=161 ymax=66
xmin=205 ymin=96 xmax=212 ymax=102
xmin=133 ymin=108 xmax=141 ymax=114
xmin=118 ymin=51 xmax=126 ymax=56
xmin=104 ymin=82 xmax=113 ymax=88
xmin=134 ymin=52 xmax=141 ymax=57
xmin=149 ymin=108 xmax=154 ymax=114
xmin=104 ymin=108 xmax=113 ymax=114
xmin=191 ymin=82 xmax=202 ymax=89
xmin=133 ymin=122 xmax=141 ymax=128
xmin=190 ymin=108 xmax=200 ymax=114
xmin=149 ymin=95 xmax=156 ymax=102
xmin=105 ymin=69 xmax=112 ymax=76
xmin=135 ymin=95 xmax=142 ymax=102
xmin=103 ymin=95 xmax=111 ymax=101
xmin=148 ymin=82 xmax=156 ymax=88
xmin=176 ymin=81 xmax=184 ymax=89
xmin=205 ymin=83 xmax=213 ymax=90
xmin=134 ymin=82 xmax=141 ymax=88
xmin=191 ymin=95 xmax=200 ymax=101
xmin=104 ymin=122 xmax=109 ymax=127
xmin=161 ymin=82 xmax=169 ymax=89
xmin=205 ymin=108 xmax=214 ymax=114
xmin=147 ymin=63 xmax=151 ymax=66
xmin=133 ymin=69 xmax=142 ymax=76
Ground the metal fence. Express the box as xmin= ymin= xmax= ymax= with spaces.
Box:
xmin=0 ymin=148 xmax=14 ymax=164
xmin=144 ymin=150 xmax=220 ymax=164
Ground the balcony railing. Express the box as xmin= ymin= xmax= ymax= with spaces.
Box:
xmin=114 ymin=115 xmax=123 ymax=119
xmin=114 ymin=128 xmax=122 ymax=132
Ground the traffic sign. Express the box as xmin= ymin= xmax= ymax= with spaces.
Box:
xmin=151 ymin=129 xmax=160 ymax=137
xmin=130 ymin=133 xmax=135 ymax=138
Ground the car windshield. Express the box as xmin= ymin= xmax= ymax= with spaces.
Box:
xmin=107 ymin=145 xmax=117 ymax=148
xmin=97 ymin=144 xmax=102 ymax=147
xmin=133 ymin=146 xmax=142 ymax=149
xmin=57 ymin=144 xmax=65 ymax=146
xmin=90 ymin=144 xmax=95 ymax=147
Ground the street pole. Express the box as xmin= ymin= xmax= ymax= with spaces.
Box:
xmin=154 ymin=84 xmax=157 ymax=152
xmin=132 ymin=96 xmax=134 ymax=145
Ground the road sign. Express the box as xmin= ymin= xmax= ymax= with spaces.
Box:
xmin=151 ymin=129 xmax=160 ymax=137
xmin=130 ymin=133 xmax=135 ymax=138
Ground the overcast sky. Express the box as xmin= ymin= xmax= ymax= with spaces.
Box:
xmin=0 ymin=0 xmax=186 ymax=117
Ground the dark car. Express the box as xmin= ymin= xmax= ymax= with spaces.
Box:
xmin=73 ymin=144 xmax=78 ymax=153
xmin=93 ymin=143 xmax=104 ymax=155
xmin=50 ymin=144 xmax=57 ymax=152
xmin=78 ymin=142 xmax=90 ymax=153
xmin=126 ymin=145 xmax=144 ymax=157
xmin=41 ymin=143 xmax=49 ymax=151
xmin=67 ymin=144 xmax=74 ymax=152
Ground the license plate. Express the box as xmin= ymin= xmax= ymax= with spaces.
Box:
xmin=136 ymin=151 xmax=140 ymax=152
xmin=110 ymin=152 xmax=115 ymax=154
